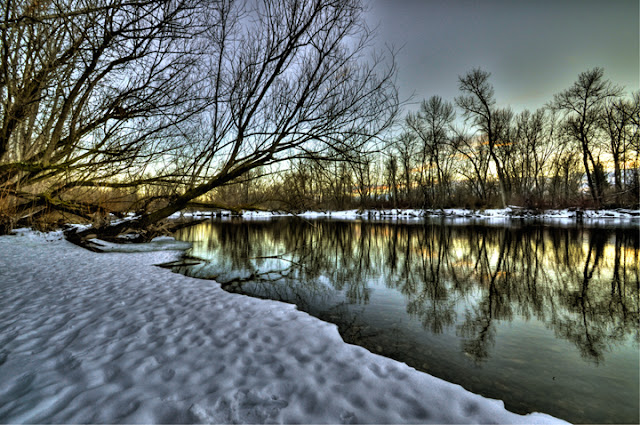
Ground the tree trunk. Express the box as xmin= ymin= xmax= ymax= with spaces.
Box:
xmin=490 ymin=149 xmax=509 ymax=208
xmin=581 ymin=143 xmax=600 ymax=206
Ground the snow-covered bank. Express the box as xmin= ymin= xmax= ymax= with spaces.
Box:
xmin=173 ymin=207 xmax=640 ymax=223
xmin=0 ymin=231 xmax=568 ymax=424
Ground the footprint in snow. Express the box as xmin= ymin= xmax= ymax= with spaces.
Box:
xmin=113 ymin=399 xmax=141 ymax=421
xmin=103 ymin=364 xmax=121 ymax=382
xmin=161 ymin=367 xmax=175 ymax=381
xmin=340 ymin=410 xmax=357 ymax=424
xmin=56 ymin=351 xmax=81 ymax=373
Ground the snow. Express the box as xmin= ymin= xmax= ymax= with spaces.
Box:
xmin=0 ymin=230 xmax=569 ymax=424
xmin=175 ymin=208 xmax=640 ymax=223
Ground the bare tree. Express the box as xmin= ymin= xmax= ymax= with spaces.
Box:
xmin=627 ymin=93 xmax=640 ymax=198
xmin=405 ymin=96 xmax=456 ymax=208
xmin=113 ymin=0 xmax=397 ymax=234
xmin=0 ymin=0 xmax=207 ymax=228
xmin=350 ymin=150 xmax=376 ymax=208
xmin=601 ymin=95 xmax=638 ymax=202
xmin=551 ymin=68 xmax=622 ymax=206
xmin=487 ymin=106 xmax=514 ymax=204
xmin=510 ymin=108 xmax=555 ymax=205
xmin=1 ymin=0 xmax=397 ymax=237
xmin=384 ymin=153 xmax=399 ymax=208
xmin=393 ymin=132 xmax=415 ymax=205
xmin=450 ymin=129 xmax=491 ymax=204
xmin=456 ymin=68 xmax=511 ymax=208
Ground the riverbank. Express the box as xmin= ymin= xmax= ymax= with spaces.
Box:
xmin=173 ymin=207 xmax=640 ymax=221
xmin=0 ymin=229 xmax=568 ymax=424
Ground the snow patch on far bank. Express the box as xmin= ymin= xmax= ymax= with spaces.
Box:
xmin=173 ymin=207 xmax=640 ymax=223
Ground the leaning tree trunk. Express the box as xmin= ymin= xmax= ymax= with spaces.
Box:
xmin=64 ymin=164 xmax=251 ymax=247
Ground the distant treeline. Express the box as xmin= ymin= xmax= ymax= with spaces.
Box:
xmin=217 ymin=68 xmax=639 ymax=211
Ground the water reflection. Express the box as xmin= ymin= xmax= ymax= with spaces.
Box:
xmin=174 ymin=219 xmax=639 ymax=423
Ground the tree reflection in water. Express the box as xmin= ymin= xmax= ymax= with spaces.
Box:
xmin=177 ymin=219 xmax=638 ymax=364
xmin=174 ymin=218 xmax=639 ymax=423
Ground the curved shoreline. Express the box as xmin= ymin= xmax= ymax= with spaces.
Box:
xmin=0 ymin=230 xmax=569 ymax=424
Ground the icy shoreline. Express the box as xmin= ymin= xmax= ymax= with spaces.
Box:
xmin=0 ymin=230 xmax=570 ymax=423
xmin=172 ymin=207 xmax=640 ymax=223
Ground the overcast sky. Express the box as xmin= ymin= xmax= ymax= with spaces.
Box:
xmin=365 ymin=0 xmax=639 ymax=114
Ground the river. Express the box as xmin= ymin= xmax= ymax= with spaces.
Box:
xmin=173 ymin=217 xmax=639 ymax=424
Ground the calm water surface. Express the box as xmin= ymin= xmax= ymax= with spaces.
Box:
xmin=173 ymin=218 xmax=639 ymax=424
